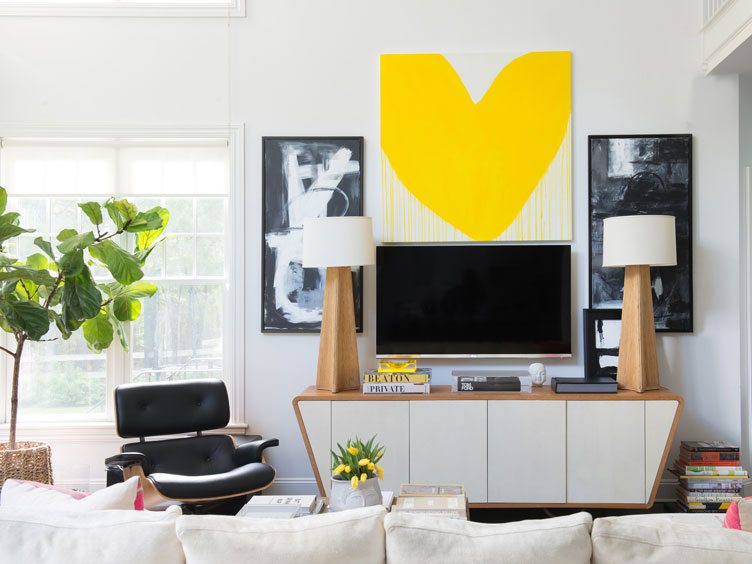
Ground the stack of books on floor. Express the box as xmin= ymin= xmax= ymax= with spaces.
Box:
xmin=672 ymin=441 xmax=747 ymax=513
xmin=237 ymin=495 xmax=324 ymax=519
xmin=393 ymin=484 xmax=468 ymax=520
xmin=451 ymin=371 xmax=531 ymax=393
xmin=362 ymin=360 xmax=431 ymax=395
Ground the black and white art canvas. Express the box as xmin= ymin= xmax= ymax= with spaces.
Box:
xmin=583 ymin=308 xmax=621 ymax=379
xmin=262 ymin=137 xmax=364 ymax=332
xmin=589 ymin=135 xmax=692 ymax=332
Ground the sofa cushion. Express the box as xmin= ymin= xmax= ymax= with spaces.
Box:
xmin=176 ymin=505 xmax=385 ymax=564
xmin=384 ymin=511 xmax=592 ymax=564
xmin=592 ymin=515 xmax=752 ymax=563
xmin=0 ymin=476 xmax=141 ymax=511
xmin=0 ymin=505 xmax=183 ymax=564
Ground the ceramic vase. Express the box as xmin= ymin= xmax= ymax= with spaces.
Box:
xmin=329 ymin=477 xmax=382 ymax=511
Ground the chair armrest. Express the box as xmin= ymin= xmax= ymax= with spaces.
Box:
xmin=233 ymin=438 xmax=279 ymax=466
xmin=105 ymin=452 xmax=151 ymax=475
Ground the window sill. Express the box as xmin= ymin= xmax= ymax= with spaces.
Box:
xmin=0 ymin=1 xmax=244 ymax=17
xmin=0 ymin=421 xmax=249 ymax=442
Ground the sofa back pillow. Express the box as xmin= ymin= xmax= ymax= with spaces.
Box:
xmin=177 ymin=505 xmax=385 ymax=564
xmin=384 ymin=511 xmax=592 ymax=564
xmin=0 ymin=505 xmax=183 ymax=564
xmin=0 ymin=476 xmax=141 ymax=511
xmin=592 ymin=515 xmax=752 ymax=564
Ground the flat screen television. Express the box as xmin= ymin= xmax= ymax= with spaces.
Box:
xmin=376 ymin=245 xmax=571 ymax=358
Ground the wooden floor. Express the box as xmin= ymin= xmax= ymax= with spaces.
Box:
xmin=469 ymin=501 xmax=682 ymax=523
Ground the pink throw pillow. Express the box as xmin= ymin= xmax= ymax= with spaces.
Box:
xmin=724 ymin=498 xmax=742 ymax=530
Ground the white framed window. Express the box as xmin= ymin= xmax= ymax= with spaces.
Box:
xmin=0 ymin=0 xmax=244 ymax=17
xmin=0 ymin=125 xmax=245 ymax=426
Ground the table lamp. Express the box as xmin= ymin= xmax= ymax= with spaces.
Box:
xmin=602 ymin=215 xmax=677 ymax=392
xmin=303 ymin=216 xmax=375 ymax=392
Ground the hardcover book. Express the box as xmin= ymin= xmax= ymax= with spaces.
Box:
xmin=361 ymin=382 xmax=430 ymax=395
xmin=363 ymin=369 xmax=431 ymax=384
xmin=551 ymin=377 xmax=617 ymax=393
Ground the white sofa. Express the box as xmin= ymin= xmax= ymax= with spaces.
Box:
xmin=0 ymin=504 xmax=749 ymax=564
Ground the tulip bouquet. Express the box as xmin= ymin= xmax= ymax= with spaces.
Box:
xmin=331 ymin=435 xmax=385 ymax=489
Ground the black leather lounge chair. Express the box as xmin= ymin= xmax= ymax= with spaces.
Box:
xmin=105 ymin=379 xmax=278 ymax=514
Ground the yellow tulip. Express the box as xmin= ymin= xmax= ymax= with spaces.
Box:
xmin=377 ymin=471 xmax=384 ymax=480
xmin=333 ymin=464 xmax=346 ymax=475
xmin=360 ymin=473 xmax=367 ymax=482
xmin=347 ymin=447 xmax=358 ymax=456
xmin=344 ymin=465 xmax=351 ymax=473
xmin=376 ymin=450 xmax=383 ymax=458
xmin=358 ymin=458 xmax=370 ymax=467
xmin=368 ymin=462 xmax=375 ymax=470
xmin=375 ymin=464 xmax=384 ymax=473
xmin=351 ymin=476 xmax=359 ymax=488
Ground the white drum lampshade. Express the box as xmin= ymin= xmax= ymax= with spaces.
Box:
xmin=303 ymin=216 xmax=375 ymax=268
xmin=601 ymin=214 xmax=677 ymax=392
xmin=602 ymin=215 xmax=677 ymax=267
xmin=302 ymin=216 xmax=374 ymax=393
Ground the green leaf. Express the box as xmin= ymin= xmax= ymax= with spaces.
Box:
xmin=61 ymin=268 xmax=102 ymax=321
xmin=26 ymin=253 xmax=49 ymax=271
xmin=1 ymin=298 xmax=50 ymax=340
xmin=0 ymin=187 xmax=7 ymax=215
xmin=57 ymin=231 xmax=95 ymax=254
xmin=48 ymin=310 xmax=71 ymax=340
xmin=113 ymin=296 xmax=141 ymax=321
xmin=136 ymin=208 xmax=170 ymax=251
xmin=0 ymin=253 xmax=17 ymax=267
xmin=125 ymin=208 xmax=167 ymax=233
xmin=82 ymin=311 xmax=114 ymax=352
xmin=59 ymin=250 xmax=84 ymax=277
xmin=89 ymin=240 xmax=143 ymax=285
xmin=0 ymin=267 xmax=57 ymax=287
xmin=104 ymin=199 xmax=137 ymax=230
xmin=106 ymin=304 xmax=129 ymax=351
xmin=34 ymin=237 xmax=56 ymax=261
xmin=0 ymin=212 xmax=21 ymax=226
xmin=56 ymin=229 xmax=78 ymax=242
xmin=0 ymin=223 xmax=33 ymax=245
xmin=112 ymin=281 xmax=157 ymax=322
xmin=78 ymin=201 xmax=103 ymax=226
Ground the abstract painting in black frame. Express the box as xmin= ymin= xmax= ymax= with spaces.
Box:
xmin=583 ymin=308 xmax=622 ymax=380
xmin=589 ymin=134 xmax=692 ymax=332
xmin=262 ymin=137 xmax=364 ymax=333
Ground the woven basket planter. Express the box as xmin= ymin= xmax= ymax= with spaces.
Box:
xmin=0 ymin=441 xmax=53 ymax=485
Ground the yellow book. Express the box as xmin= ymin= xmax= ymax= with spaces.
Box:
xmin=363 ymin=371 xmax=430 ymax=383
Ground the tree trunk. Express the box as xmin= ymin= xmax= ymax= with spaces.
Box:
xmin=8 ymin=336 xmax=25 ymax=451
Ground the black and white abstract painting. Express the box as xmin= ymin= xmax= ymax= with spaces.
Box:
xmin=589 ymin=135 xmax=692 ymax=332
xmin=583 ymin=308 xmax=621 ymax=379
xmin=262 ymin=137 xmax=364 ymax=333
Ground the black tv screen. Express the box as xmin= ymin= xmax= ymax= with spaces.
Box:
xmin=376 ymin=245 xmax=571 ymax=357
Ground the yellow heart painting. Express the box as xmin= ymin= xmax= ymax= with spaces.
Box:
xmin=381 ymin=51 xmax=571 ymax=242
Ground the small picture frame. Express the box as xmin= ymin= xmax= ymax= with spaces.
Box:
xmin=583 ymin=308 xmax=622 ymax=379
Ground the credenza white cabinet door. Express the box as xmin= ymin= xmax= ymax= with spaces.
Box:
xmin=297 ymin=400 xmax=331 ymax=497
xmin=488 ymin=401 xmax=566 ymax=503
xmin=567 ymin=401 xmax=645 ymax=504
xmin=331 ymin=401 xmax=410 ymax=495
xmin=645 ymin=400 xmax=679 ymax=501
xmin=410 ymin=400 xmax=488 ymax=502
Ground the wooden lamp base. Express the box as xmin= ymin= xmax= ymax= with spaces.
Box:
xmin=617 ymin=265 xmax=660 ymax=392
xmin=316 ymin=266 xmax=360 ymax=393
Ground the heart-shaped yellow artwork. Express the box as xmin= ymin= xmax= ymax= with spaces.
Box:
xmin=381 ymin=52 xmax=571 ymax=241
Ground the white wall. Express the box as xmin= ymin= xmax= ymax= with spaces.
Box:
xmin=0 ymin=0 xmax=742 ymax=494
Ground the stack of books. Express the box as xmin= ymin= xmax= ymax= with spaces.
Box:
xmin=672 ymin=441 xmax=747 ymax=513
xmin=362 ymin=362 xmax=431 ymax=395
xmin=393 ymin=484 xmax=468 ymax=520
xmin=237 ymin=495 xmax=324 ymax=519
xmin=451 ymin=371 xmax=532 ymax=392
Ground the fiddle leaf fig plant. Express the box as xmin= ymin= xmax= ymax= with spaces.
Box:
xmin=0 ymin=187 xmax=169 ymax=450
